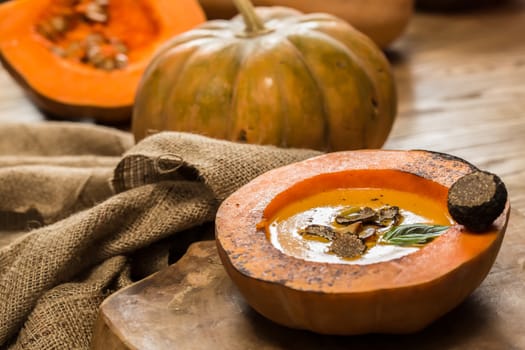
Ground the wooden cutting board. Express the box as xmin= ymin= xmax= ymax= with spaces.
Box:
xmin=91 ymin=209 xmax=525 ymax=350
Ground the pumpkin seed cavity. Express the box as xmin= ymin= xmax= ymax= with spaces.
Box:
xmin=35 ymin=0 xmax=129 ymax=71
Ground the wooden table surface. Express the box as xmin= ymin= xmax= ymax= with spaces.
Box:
xmin=384 ymin=0 xmax=525 ymax=218
xmin=1 ymin=1 xmax=525 ymax=349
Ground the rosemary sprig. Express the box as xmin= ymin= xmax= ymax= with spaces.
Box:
xmin=379 ymin=224 xmax=449 ymax=246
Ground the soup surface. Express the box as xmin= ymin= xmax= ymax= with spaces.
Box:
xmin=267 ymin=188 xmax=453 ymax=265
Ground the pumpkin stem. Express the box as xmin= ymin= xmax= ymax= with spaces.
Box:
xmin=233 ymin=0 xmax=266 ymax=34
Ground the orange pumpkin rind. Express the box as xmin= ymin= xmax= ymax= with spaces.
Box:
xmin=215 ymin=150 xmax=510 ymax=335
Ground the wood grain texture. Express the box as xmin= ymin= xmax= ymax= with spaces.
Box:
xmin=383 ymin=0 xmax=525 ymax=216
xmin=0 ymin=68 xmax=41 ymax=123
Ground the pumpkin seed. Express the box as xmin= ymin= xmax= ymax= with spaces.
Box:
xmin=85 ymin=44 xmax=101 ymax=60
xmin=358 ymin=226 xmax=377 ymax=240
xmin=85 ymin=2 xmax=108 ymax=23
xmin=335 ymin=206 xmax=376 ymax=225
xmin=49 ymin=15 xmax=67 ymax=33
xmin=114 ymin=53 xmax=128 ymax=68
xmin=86 ymin=52 xmax=105 ymax=66
xmin=377 ymin=205 xmax=401 ymax=226
xmin=334 ymin=221 xmax=362 ymax=235
xmin=298 ymin=224 xmax=335 ymax=241
xmin=337 ymin=206 xmax=360 ymax=217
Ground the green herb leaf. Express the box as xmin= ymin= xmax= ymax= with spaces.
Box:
xmin=379 ymin=224 xmax=449 ymax=246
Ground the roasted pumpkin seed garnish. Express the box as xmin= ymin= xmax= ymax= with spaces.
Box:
xmin=298 ymin=224 xmax=335 ymax=241
xmin=298 ymin=204 xmax=448 ymax=259
xmin=377 ymin=205 xmax=400 ymax=226
xmin=358 ymin=226 xmax=377 ymax=240
xmin=335 ymin=206 xmax=376 ymax=225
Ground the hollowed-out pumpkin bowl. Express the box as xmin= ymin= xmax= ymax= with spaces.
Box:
xmin=215 ymin=149 xmax=510 ymax=335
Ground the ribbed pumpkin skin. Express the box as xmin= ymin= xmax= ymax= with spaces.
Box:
xmin=132 ymin=7 xmax=397 ymax=151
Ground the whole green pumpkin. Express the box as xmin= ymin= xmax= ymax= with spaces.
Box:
xmin=132 ymin=0 xmax=397 ymax=151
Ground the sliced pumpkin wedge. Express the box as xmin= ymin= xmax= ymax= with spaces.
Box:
xmin=0 ymin=0 xmax=205 ymax=123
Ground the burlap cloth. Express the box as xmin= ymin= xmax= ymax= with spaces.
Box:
xmin=0 ymin=122 xmax=320 ymax=349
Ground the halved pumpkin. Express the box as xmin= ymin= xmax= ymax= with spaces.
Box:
xmin=0 ymin=0 xmax=205 ymax=123
xmin=215 ymin=150 xmax=510 ymax=335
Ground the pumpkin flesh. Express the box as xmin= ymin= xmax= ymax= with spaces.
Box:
xmin=215 ymin=150 xmax=509 ymax=334
xmin=0 ymin=0 xmax=205 ymax=122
